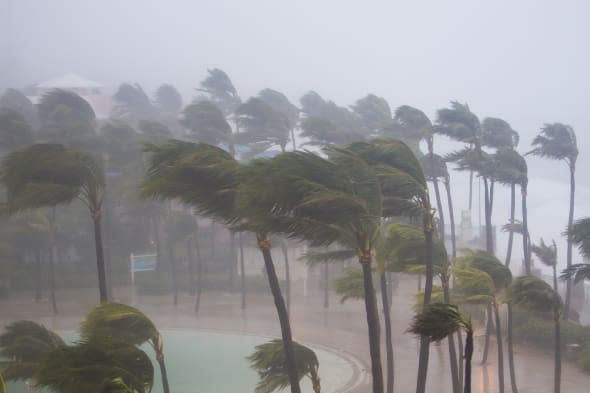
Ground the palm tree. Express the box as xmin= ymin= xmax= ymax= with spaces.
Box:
xmin=180 ymin=100 xmax=235 ymax=154
xmin=506 ymin=276 xmax=562 ymax=393
xmin=0 ymin=108 xmax=34 ymax=154
xmin=235 ymin=97 xmax=290 ymax=155
xmin=0 ymin=88 xmax=37 ymax=129
xmin=351 ymin=94 xmax=393 ymax=136
xmin=257 ymin=89 xmax=300 ymax=151
xmin=532 ymin=238 xmax=558 ymax=291
xmin=420 ymin=154 xmax=448 ymax=242
xmin=247 ymin=339 xmax=321 ymax=393
xmin=139 ymin=140 xmax=302 ymax=393
xmin=561 ymin=217 xmax=590 ymax=283
xmin=0 ymin=143 xmax=108 ymax=302
xmin=528 ymin=123 xmax=578 ymax=319
xmin=154 ymin=84 xmax=183 ymax=114
xmin=408 ymin=303 xmax=474 ymax=393
xmin=196 ymin=68 xmax=241 ymax=116
xmin=459 ymin=250 xmax=511 ymax=393
xmin=0 ymin=320 xmax=65 ymax=382
xmin=112 ymin=83 xmax=158 ymax=126
xmin=80 ymin=301 xmax=170 ymax=393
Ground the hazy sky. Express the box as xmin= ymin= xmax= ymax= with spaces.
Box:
xmin=3 ymin=0 xmax=590 ymax=272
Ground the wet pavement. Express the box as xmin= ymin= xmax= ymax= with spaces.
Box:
xmin=2 ymin=275 xmax=589 ymax=393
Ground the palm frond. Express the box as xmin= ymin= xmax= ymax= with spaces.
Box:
xmin=531 ymin=238 xmax=557 ymax=267
xmin=560 ymin=264 xmax=590 ymax=284
xmin=333 ymin=267 xmax=365 ymax=303
xmin=299 ymin=248 xmax=356 ymax=266
xmin=506 ymin=276 xmax=561 ymax=313
xmin=408 ymin=303 xmax=472 ymax=342
xmin=566 ymin=217 xmax=590 ymax=260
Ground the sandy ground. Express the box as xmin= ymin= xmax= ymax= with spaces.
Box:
xmin=2 ymin=276 xmax=589 ymax=393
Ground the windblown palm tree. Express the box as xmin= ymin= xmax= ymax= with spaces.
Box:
xmin=408 ymin=303 xmax=474 ymax=393
xmin=507 ymin=276 xmax=562 ymax=393
xmin=0 ymin=108 xmax=34 ymax=154
xmin=561 ymin=217 xmax=590 ymax=283
xmin=154 ymin=84 xmax=183 ymax=114
xmin=80 ymin=302 xmax=170 ymax=393
xmin=112 ymin=83 xmax=158 ymax=126
xmin=196 ymin=68 xmax=241 ymax=116
xmin=180 ymin=100 xmax=234 ymax=154
xmin=139 ymin=140 xmax=302 ymax=393
xmin=0 ymin=88 xmax=37 ymax=129
xmin=247 ymin=339 xmax=321 ymax=393
xmin=258 ymin=89 xmax=300 ymax=151
xmin=0 ymin=143 xmax=108 ymax=302
xmin=532 ymin=238 xmax=558 ymax=291
xmin=351 ymin=94 xmax=392 ymax=136
xmin=528 ymin=123 xmax=578 ymax=319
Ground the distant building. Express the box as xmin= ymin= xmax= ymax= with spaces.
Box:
xmin=28 ymin=73 xmax=113 ymax=119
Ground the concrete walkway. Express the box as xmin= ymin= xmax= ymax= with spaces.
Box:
xmin=1 ymin=276 xmax=589 ymax=393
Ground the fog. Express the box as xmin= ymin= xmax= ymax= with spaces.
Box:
xmin=2 ymin=1 xmax=590 ymax=392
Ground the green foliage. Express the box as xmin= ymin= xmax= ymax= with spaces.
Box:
xmin=299 ymin=248 xmax=356 ymax=266
xmin=0 ymin=108 xmax=34 ymax=153
xmin=506 ymin=276 xmax=562 ymax=314
xmin=258 ymin=89 xmax=299 ymax=131
xmin=154 ymin=84 xmax=183 ymax=114
xmin=180 ymin=101 xmax=232 ymax=147
xmin=333 ymin=267 xmax=365 ymax=302
xmin=351 ymin=94 xmax=392 ymax=132
xmin=453 ymin=267 xmax=495 ymax=303
xmin=112 ymin=84 xmax=158 ymax=125
xmin=247 ymin=339 xmax=320 ymax=393
xmin=420 ymin=153 xmax=448 ymax=181
xmin=528 ymin=123 xmax=578 ymax=164
xmin=408 ymin=303 xmax=472 ymax=342
xmin=481 ymin=117 xmax=519 ymax=149
xmin=197 ymin=68 xmax=241 ymax=115
xmin=235 ymin=97 xmax=290 ymax=154
xmin=492 ymin=148 xmax=527 ymax=187
xmin=0 ymin=88 xmax=37 ymax=128
xmin=561 ymin=264 xmax=590 ymax=284
xmin=567 ymin=217 xmax=590 ymax=261
xmin=458 ymin=249 xmax=512 ymax=290
xmin=434 ymin=101 xmax=480 ymax=145
xmin=531 ymin=238 xmax=557 ymax=267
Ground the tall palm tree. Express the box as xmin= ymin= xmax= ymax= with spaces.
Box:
xmin=528 ymin=123 xmax=578 ymax=319
xmin=257 ymin=89 xmax=300 ymax=151
xmin=196 ymin=68 xmax=241 ymax=116
xmin=112 ymin=83 xmax=158 ymax=126
xmin=0 ymin=108 xmax=34 ymax=155
xmin=0 ymin=88 xmax=37 ymax=129
xmin=506 ymin=276 xmax=562 ymax=393
xmin=420 ymin=154 xmax=448 ymax=242
xmin=408 ymin=303 xmax=474 ymax=393
xmin=247 ymin=339 xmax=321 ymax=393
xmin=351 ymin=94 xmax=393 ymax=136
xmin=180 ymin=100 xmax=235 ymax=154
xmin=80 ymin=302 xmax=170 ymax=393
xmin=0 ymin=143 xmax=108 ymax=302
xmin=139 ymin=140 xmax=302 ymax=393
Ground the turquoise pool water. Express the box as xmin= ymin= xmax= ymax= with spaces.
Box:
xmin=6 ymin=330 xmax=354 ymax=393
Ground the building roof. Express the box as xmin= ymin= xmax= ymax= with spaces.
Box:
xmin=36 ymin=73 xmax=103 ymax=89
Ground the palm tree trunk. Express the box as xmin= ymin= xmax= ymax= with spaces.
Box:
xmin=167 ymin=244 xmax=178 ymax=306
xmin=553 ymin=265 xmax=558 ymax=293
xmin=93 ymin=215 xmax=108 ymax=303
xmin=443 ymin=281 xmax=460 ymax=393
xmin=323 ymin=261 xmax=329 ymax=308
xmin=194 ymin=233 xmax=203 ymax=314
xmin=281 ymin=239 xmax=291 ymax=315
xmin=444 ymin=178 xmax=457 ymax=260
xmin=228 ymin=231 xmax=237 ymax=292
xmin=257 ymin=233 xmax=301 ymax=393
xmin=239 ymin=232 xmax=246 ymax=310
xmin=554 ymin=310 xmax=561 ymax=393
xmin=464 ymin=331 xmax=474 ymax=393
xmin=416 ymin=213 xmax=434 ymax=393
xmin=457 ymin=331 xmax=464 ymax=393
xmin=483 ymin=178 xmax=493 ymax=254
xmin=187 ymin=237 xmax=196 ymax=295
xmin=522 ymin=186 xmax=531 ymax=275
xmin=153 ymin=214 xmax=163 ymax=272
xmin=380 ymin=272 xmax=394 ymax=393
xmin=564 ymin=164 xmax=575 ymax=320
xmin=493 ymin=302 xmax=505 ymax=393
xmin=433 ymin=178 xmax=445 ymax=241
xmin=507 ymin=303 xmax=518 ymax=393
xmin=156 ymin=354 xmax=171 ymax=393
xmin=468 ymin=170 xmax=474 ymax=211
xmin=360 ymin=255 xmax=384 ymax=393
xmin=34 ymin=248 xmax=42 ymax=302
xmin=481 ymin=303 xmax=493 ymax=364
xmin=505 ymin=184 xmax=516 ymax=267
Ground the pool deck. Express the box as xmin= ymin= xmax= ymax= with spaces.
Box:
xmin=2 ymin=276 xmax=590 ymax=393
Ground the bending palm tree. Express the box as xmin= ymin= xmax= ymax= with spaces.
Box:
xmin=506 ymin=276 xmax=562 ymax=393
xmin=532 ymin=238 xmax=558 ymax=291
xmin=140 ymin=140 xmax=302 ymax=393
xmin=528 ymin=123 xmax=578 ymax=319
xmin=0 ymin=143 xmax=108 ymax=302
xmin=247 ymin=339 xmax=321 ymax=393
xmin=80 ymin=302 xmax=170 ymax=393
xmin=408 ymin=303 xmax=474 ymax=393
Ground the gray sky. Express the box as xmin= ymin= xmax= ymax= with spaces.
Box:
xmin=3 ymin=0 xmax=590 ymax=272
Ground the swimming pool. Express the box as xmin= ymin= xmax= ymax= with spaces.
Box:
xmin=6 ymin=330 xmax=355 ymax=393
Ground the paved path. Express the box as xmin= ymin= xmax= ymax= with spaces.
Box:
xmin=1 ymin=276 xmax=589 ymax=393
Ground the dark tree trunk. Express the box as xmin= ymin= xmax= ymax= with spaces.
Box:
xmin=481 ymin=303 xmax=493 ymax=364
xmin=507 ymin=303 xmax=518 ymax=393
xmin=187 ymin=237 xmax=196 ymax=296
xmin=157 ymin=357 xmax=171 ymax=393
xmin=34 ymin=248 xmax=42 ymax=302
xmin=256 ymin=233 xmax=301 ymax=393
xmin=444 ymin=178 xmax=457 ymax=261
xmin=153 ymin=215 xmax=163 ymax=272
xmin=239 ymin=232 xmax=246 ymax=310
xmin=380 ymin=273 xmax=394 ymax=393
xmin=505 ymin=184 xmax=516 ymax=267
xmin=323 ymin=261 xmax=329 ymax=308
xmin=493 ymin=302 xmax=505 ymax=393
xmin=93 ymin=215 xmax=108 ymax=303
xmin=433 ymin=178 xmax=445 ymax=241
xmin=554 ymin=310 xmax=561 ymax=393
xmin=522 ymin=186 xmax=531 ymax=275
xmin=444 ymin=281 xmax=460 ymax=393
xmin=468 ymin=170 xmax=474 ymax=211
xmin=564 ymin=163 xmax=575 ymax=320
xmin=194 ymin=232 xmax=203 ymax=314
xmin=281 ymin=239 xmax=291 ymax=314
xmin=464 ymin=331 xmax=473 ymax=393
xmin=360 ymin=257 xmax=384 ymax=393
xmin=228 ymin=231 xmax=237 ymax=292
xmin=416 ymin=214 xmax=434 ymax=393
xmin=483 ymin=178 xmax=493 ymax=254
xmin=553 ymin=265 xmax=558 ymax=293
xmin=457 ymin=331 xmax=464 ymax=393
